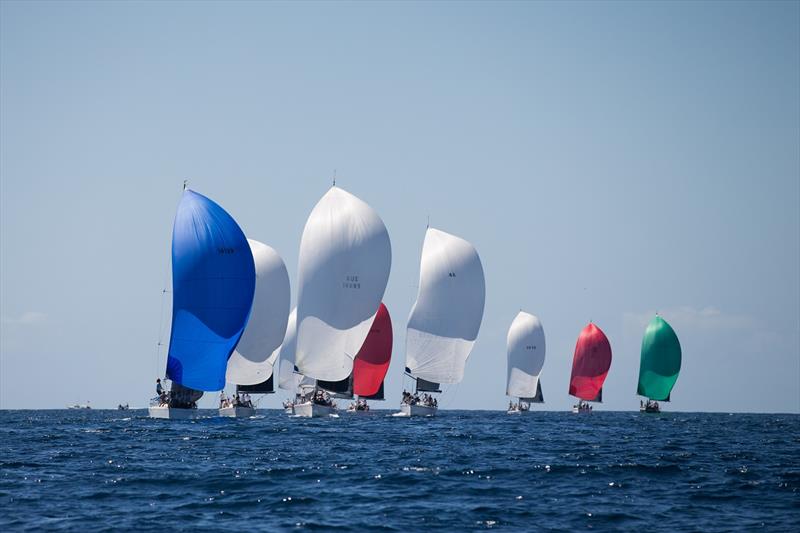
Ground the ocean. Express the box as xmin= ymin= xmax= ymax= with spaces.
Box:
xmin=0 ymin=410 xmax=798 ymax=531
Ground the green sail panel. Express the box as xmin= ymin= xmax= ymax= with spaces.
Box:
xmin=637 ymin=316 xmax=681 ymax=401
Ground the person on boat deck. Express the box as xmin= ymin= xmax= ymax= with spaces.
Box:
xmin=220 ymin=391 xmax=226 ymax=408
xmin=156 ymin=378 xmax=164 ymax=396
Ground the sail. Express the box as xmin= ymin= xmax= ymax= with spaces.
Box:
xmin=225 ymin=240 xmax=290 ymax=386
xmin=637 ymin=316 xmax=681 ymax=401
xmin=166 ymin=189 xmax=255 ymax=392
xmin=506 ymin=311 xmax=546 ymax=399
xmin=352 ymin=303 xmax=393 ymax=397
xmin=236 ymin=375 xmax=274 ymax=394
xmin=276 ymin=308 xmax=299 ymax=391
xmin=295 ymin=186 xmax=392 ymax=382
xmin=568 ymin=323 xmax=612 ymax=401
xmin=405 ymin=228 xmax=485 ymax=384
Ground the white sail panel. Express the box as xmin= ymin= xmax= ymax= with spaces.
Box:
xmin=277 ymin=308 xmax=299 ymax=391
xmin=295 ymin=187 xmax=391 ymax=381
xmin=405 ymin=228 xmax=485 ymax=384
xmin=225 ymin=240 xmax=291 ymax=385
xmin=506 ymin=311 xmax=546 ymax=398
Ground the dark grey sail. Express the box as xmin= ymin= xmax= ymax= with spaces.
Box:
xmin=236 ymin=374 xmax=274 ymax=394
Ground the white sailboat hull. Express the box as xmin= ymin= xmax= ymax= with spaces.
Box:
xmin=293 ymin=402 xmax=336 ymax=418
xmin=399 ymin=403 xmax=437 ymax=417
xmin=572 ymin=406 xmax=592 ymax=414
xmin=148 ymin=405 xmax=197 ymax=420
xmin=219 ymin=406 xmax=256 ymax=418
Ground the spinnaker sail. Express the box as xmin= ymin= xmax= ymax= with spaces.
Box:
xmin=405 ymin=228 xmax=485 ymax=384
xmin=225 ymin=240 xmax=290 ymax=386
xmin=506 ymin=311 xmax=546 ymax=401
xmin=637 ymin=315 xmax=681 ymax=401
xmin=295 ymin=186 xmax=391 ymax=382
xmin=352 ymin=303 xmax=393 ymax=398
xmin=568 ymin=323 xmax=612 ymax=402
xmin=166 ymin=189 xmax=255 ymax=392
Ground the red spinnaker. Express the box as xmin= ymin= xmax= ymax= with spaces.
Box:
xmin=569 ymin=323 xmax=612 ymax=401
xmin=352 ymin=303 xmax=393 ymax=397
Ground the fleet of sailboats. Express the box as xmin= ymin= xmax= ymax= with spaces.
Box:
xmin=150 ymin=184 xmax=683 ymax=418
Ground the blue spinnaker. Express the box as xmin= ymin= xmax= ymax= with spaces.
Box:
xmin=166 ymin=190 xmax=255 ymax=391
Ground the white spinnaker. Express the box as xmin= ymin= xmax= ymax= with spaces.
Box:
xmin=295 ymin=187 xmax=392 ymax=382
xmin=506 ymin=311 xmax=546 ymax=398
xmin=405 ymin=228 xmax=485 ymax=384
xmin=226 ymin=240 xmax=291 ymax=385
xmin=277 ymin=308 xmax=299 ymax=390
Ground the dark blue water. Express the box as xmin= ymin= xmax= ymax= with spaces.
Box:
xmin=1 ymin=410 xmax=798 ymax=531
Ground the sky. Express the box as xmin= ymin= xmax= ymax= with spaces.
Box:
xmin=1 ymin=1 xmax=798 ymax=412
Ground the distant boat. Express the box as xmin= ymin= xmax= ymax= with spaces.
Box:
xmin=401 ymin=228 xmax=485 ymax=417
xmin=68 ymin=402 xmax=91 ymax=410
xmin=506 ymin=312 xmax=545 ymax=414
xmin=569 ymin=323 xmax=612 ymax=413
xmin=221 ymin=240 xmax=290 ymax=418
xmin=637 ymin=315 xmax=681 ymax=413
xmin=293 ymin=186 xmax=391 ymax=417
xmin=149 ymin=188 xmax=255 ymax=420
xmin=347 ymin=303 xmax=393 ymax=414
xmin=117 ymin=404 xmax=129 ymax=411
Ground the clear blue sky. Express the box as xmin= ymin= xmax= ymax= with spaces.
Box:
xmin=1 ymin=1 xmax=798 ymax=412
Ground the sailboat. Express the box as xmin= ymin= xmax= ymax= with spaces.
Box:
xmin=149 ymin=188 xmax=255 ymax=420
xmin=347 ymin=303 xmax=393 ymax=414
xmin=637 ymin=315 xmax=681 ymax=413
xmin=275 ymin=308 xmax=314 ymax=414
xmin=293 ymin=186 xmax=391 ymax=417
xmin=220 ymin=240 xmax=290 ymax=417
xmin=569 ymin=323 xmax=612 ymax=414
xmin=506 ymin=312 xmax=545 ymax=414
xmin=401 ymin=228 xmax=485 ymax=417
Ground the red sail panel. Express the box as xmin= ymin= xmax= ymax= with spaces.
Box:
xmin=352 ymin=303 xmax=393 ymax=397
xmin=569 ymin=323 xmax=612 ymax=401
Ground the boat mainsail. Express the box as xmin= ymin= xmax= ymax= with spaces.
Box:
xmin=506 ymin=312 xmax=546 ymax=407
xmin=403 ymin=228 xmax=485 ymax=414
xmin=295 ymin=186 xmax=391 ymax=383
xmin=224 ymin=239 xmax=291 ymax=392
xmin=637 ymin=315 xmax=681 ymax=401
xmin=164 ymin=189 xmax=255 ymax=394
xmin=569 ymin=323 xmax=612 ymax=403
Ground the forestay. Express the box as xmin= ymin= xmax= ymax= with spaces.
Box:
xmin=506 ymin=311 xmax=546 ymax=399
xmin=295 ymin=187 xmax=392 ymax=382
xmin=166 ymin=189 xmax=255 ymax=392
xmin=225 ymin=240 xmax=290 ymax=386
xmin=405 ymin=228 xmax=485 ymax=384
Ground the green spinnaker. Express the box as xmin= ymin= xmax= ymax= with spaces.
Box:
xmin=637 ymin=316 xmax=681 ymax=401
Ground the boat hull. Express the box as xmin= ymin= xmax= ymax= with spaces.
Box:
xmin=571 ymin=406 xmax=592 ymax=414
xmin=293 ymin=402 xmax=335 ymax=418
xmin=400 ymin=403 xmax=437 ymax=417
xmin=639 ymin=405 xmax=661 ymax=413
xmin=148 ymin=405 xmax=197 ymax=420
xmin=219 ymin=406 xmax=256 ymax=418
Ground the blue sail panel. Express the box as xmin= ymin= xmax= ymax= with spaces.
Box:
xmin=166 ymin=189 xmax=255 ymax=391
